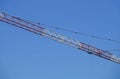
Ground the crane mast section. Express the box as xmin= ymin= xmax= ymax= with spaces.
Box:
xmin=0 ymin=12 xmax=120 ymax=64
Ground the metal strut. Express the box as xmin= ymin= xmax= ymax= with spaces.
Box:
xmin=0 ymin=12 xmax=120 ymax=64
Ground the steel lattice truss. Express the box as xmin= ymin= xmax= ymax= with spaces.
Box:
xmin=0 ymin=12 xmax=120 ymax=64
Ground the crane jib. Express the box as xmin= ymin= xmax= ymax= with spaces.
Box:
xmin=0 ymin=12 xmax=120 ymax=64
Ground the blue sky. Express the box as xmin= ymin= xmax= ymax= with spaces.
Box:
xmin=0 ymin=0 xmax=120 ymax=79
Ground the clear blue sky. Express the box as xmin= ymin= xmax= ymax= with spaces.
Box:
xmin=0 ymin=0 xmax=120 ymax=79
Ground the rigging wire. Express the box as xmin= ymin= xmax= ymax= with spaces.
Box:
xmin=38 ymin=23 xmax=120 ymax=43
xmin=26 ymin=20 xmax=120 ymax=43
xmin=105 ymin=49 xmax=120 ymax=52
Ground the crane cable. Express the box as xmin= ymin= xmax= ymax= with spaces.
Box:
xmin=11 ymin=15 xmax=120 ymax=43
xmin=24 ymin=19 xmax=120 ymax=43
xmin=105 ymin=49 xmax=120 ymax=52
xmin=34 ymin=23 xmax=120 ymax=43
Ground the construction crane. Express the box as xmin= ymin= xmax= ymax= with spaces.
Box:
xmin=0 ymin=12 xmax=120 ymax=64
